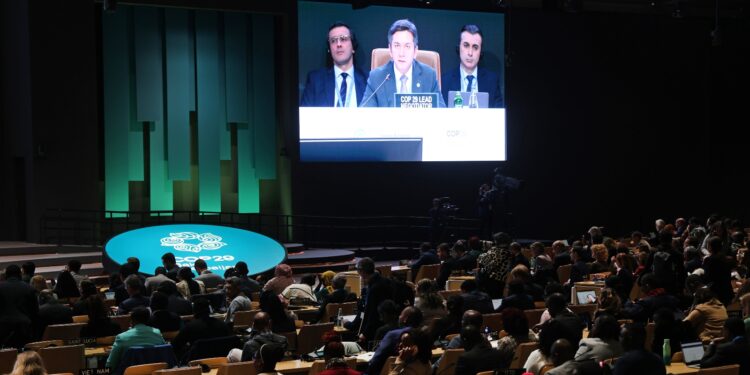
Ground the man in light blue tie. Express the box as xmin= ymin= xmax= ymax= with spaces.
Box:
xmin=360 ymin=19 xmax=445 ymax=108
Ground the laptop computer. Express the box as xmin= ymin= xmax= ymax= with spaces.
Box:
xmin=682 ymin=341 xmax=705 ymax=368
xmin=447 ymin=91 xmax=490 ymax=108
xmin=492 ymin=299 xmax=503 ymax=310
xmin=576 ymin=290 xmax=597 ymax=304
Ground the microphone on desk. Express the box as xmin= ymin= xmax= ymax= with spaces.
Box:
xmin=359 ymin=73 xmax=391 ymax=107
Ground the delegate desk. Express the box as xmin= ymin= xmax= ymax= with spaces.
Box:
xmin=665 ymin=363 xmax=699 ymax=375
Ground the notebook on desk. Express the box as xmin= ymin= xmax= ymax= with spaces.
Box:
xmin=682 ymin=341 xmax=705 ymax=368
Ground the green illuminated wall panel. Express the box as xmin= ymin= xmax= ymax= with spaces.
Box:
xmin=251 ymin=15 xmax=276 ymax=180
xmin=164 ymin=9 xmax=192 ymax=181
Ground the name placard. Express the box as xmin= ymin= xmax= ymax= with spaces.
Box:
xmin=64 ymin=337 xmax=98 ymax=346
xmin=394 ymin=93 xmax=438 ymax=108
xmin=80 ymin=368 xmax=111 ymax=375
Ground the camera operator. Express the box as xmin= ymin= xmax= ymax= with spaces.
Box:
xmin=477 ymin=184 xmax=495 ymax=239
xmin=429 ymin=197 xmax=459 ymax=245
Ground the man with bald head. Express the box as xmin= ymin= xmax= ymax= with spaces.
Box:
xmin=367 ymin=306 xmax=424 ymax=375
xmin=227 ymin=311 xmax=288 ymax=362
xmin=546 ymin=339 xmax=577 ymax=375
xmin=432 ymin=310 xmax=484 ymax=370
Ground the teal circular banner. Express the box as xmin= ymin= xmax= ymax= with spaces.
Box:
xmin=104 ymin=224 xmax=287 ymax=276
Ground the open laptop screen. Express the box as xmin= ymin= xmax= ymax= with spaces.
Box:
xmin=682 ymin=341 xmax=705 ymax=366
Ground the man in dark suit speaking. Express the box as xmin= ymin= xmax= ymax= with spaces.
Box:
xmin=360 ymin=19 xmax=445 ymax=108
xmin=441 ymin=24 xmax=503 ymax=108
xmin=300 ymin=22 xmax=367 ymax=107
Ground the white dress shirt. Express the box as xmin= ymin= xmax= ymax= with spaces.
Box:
xmin=333 ymin=65 xmax=357 ymax=107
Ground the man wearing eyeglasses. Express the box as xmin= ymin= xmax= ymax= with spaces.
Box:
xmin=300 ymin=22 xmax=368 ymax=107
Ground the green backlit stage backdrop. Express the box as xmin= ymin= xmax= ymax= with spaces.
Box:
xmin=103 ymin=6 xmax=276 ymax=216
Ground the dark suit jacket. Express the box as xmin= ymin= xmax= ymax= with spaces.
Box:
xmin=410 ymin=250 xmax=440 ymax=276
xmin=455 ymin=345 xmax=505 ymax=375
xmin=612 ymin=349 xmax=666 ymax=375
xmin=499 ymin=293 xmax=534 ymax=311
xmin=701 ymin=337 xmax=750 ymax=375
xmin=171 ymin=316 xmax=233 ymax=357
xmin=149 ymin=310 xmax=182 ymax=333
xmin=360 ymin=60 xmax=445 ymax=108
xmin=367 ymin=326 xmax=410 ymax=375
xmin=317 ymin=288 xmax=357 ymax=322
xmin=117 ymin=294 xmax=150 ymax=315
xmin=351 ymin=273 xmax=394 ymax=341
xmin=167 ymin=294 xmax=193 ymax=316
xmin=441 ymin=66 xmax=503 ymax=108
xmin=461 ymin=290 xmax=494 ymax=314
xmin=437 ymin=254 xmax=476 ymax=289
xmin=622 ymin=292 xmax=681 ymax=322
xmin=36 ymin=302 xmax=74 ymax=339
xmin=0 ymin=278 xmax=38 ymax=325
xmin=301 ymin=66 xmax=367 ymax=107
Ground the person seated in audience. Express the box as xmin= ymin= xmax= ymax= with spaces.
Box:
xmin=508 ymin=242 xmax=530 ymax=269
xmin=35 ymin=289 xmax=73 ymax=340
xmin=630 ymin=231 xmax=650 ymax=249
xmin=194 ymin=259 xmax=224 ymax=290
xmin=606 ymin=253 xmax=635 ymax=303
xmin=161 ymin=252 xmax=180 ymax=281
xmin=52 ymin=270 xmax=80 ymax=301
xmin=524 ymin=319 xmax=568 ymax=375
xmin=431 ymin=309 xmax=482 ymax=370
xmin=80 ymin=295 xmax=122 ymax=338
xmin=612 ymin=323 xmax=666 ymax=375
xmin=701 ymin=317 xmax=750 ymax=374
xmin=317 ymin=274 xmax=357 ymax=323
xmin=531 ymin=242 xmax=555 ymax=285
xmin=476 ymin=233 xmax=513 ymax=299
xmin=21 ymin=262 xmax=36 ymax=284
xmin=454 ymin=324 xmax=503 ymax=375
xmin=546 ymin=339 xmax=579 ymax=375
xmin=66 ymin=259 xmax=90 ymax=287
xmin=29 ymin=275 xmax=50 ymax=305
xmin=683 ymin=246 xmax=703 ymax=275
xmin=437 ymin=241 xmax=476 ymax=289
xmin=574 ymin=314 xmax=623 ymax=361
xmin=156 ymin=281 xmax=193 ymax=316
xmin=508 ymin=264 xmax=544 ymax=301
xmin=259 ymin=289 xmax=296 ymax=333
xmin=252 ymin=343 xmax=285 ymax=375
xmin=171 ymin=298 xmax=232 ymax=358
xmin=436 ymin=242 xmax=452 ymax=263
xmin=595 ymin=288 xmax=622 ymax=319
xmin=551 ymin=240 xmax=572 ymax=273
xmin=145 ymin=267 xmax=175 ymax=295
xmin=496 ymin=308 xmax=538 ymax=366
xmin=386 ymin=328 xmax=432 ymax=375
xmin=622 ymin=273 xmax=680 ymax=323
xmin=281 ymin=273 xmax=318 ymax=302
xmin=410 ymin=242 xmax=440 ymax=278
xmin=72 ymin=280 xmax=98 ymax=315
xmin=107 ymin=272 xmax=128 ymax=305
xmin=459 ymin=279 xmax=493 ymax=314
xmin=367 ymin=306 xmax=423 ymax=375
xmin=148 ymin=291 xmax=182 ymax=333
xmin=175 ymin=267 xmax=205 ymax=300
xmin=346 ymin=257 xmax=394 ymax=345
xmin=224 ymin=276 xmax=252 ymax=325
xmin=702 ymin=236 xmax=734 ymax=306
xmin=565 ymin=246 xmax=590 ymax=285
xmin=229 ymin=312 xmax=288 ymax=362
xmin=373 ymin=300 xmax=400 ymax=342
xmin=543 ymin=293 xmax=584 ymax=346
xmin=684 ymin=287 xmax=728 ymax=343
xmin=318 ymin=335 xmax=362 ymax=375
xmin=500 ymin=279 xmax=535 ymax=311
xmin=314 ymin=270 xmax=336 ymax=302
xmin=105 ymin=307 xmax=166 ymax=371
xmin=233 ymin=261 xmax=261 ymax=296
xmin=414 ymin=279 xmax=447 ymax=321
xmin=634 ymin=249 xmax=650 ymax=277
xmin=429 ymin=295 xmax=465 ymax=340
xmin=117 ymin=274 xmax=150 ymax=315
xmin=263 ymin=264 xmax=294 ymax=295
xmin=651 ymin=307 xmax=687 ymax=354
xmin=589 ymin=244 xmax=610 ymax=274
xmin=11 ymin=350 xmax=47 ymax=375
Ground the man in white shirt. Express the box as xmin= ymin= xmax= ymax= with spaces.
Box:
xmin=281 ymin=274 xmax=317 ymax=302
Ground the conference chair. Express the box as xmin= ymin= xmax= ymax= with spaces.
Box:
xmin=376 ymin=265 xmax=392 ymax=278
xmin=72 ymin=315 xmax=89 ymax=323
xmin=697 ymin=365 xmax=741 ymax=375
xmin=38 ymin=344 xmax=85 ymax=375
xmin=524 ymin=309 xmax=546 ymax=329
xmin=671 ymin=352 xmax=684 ymax=363
xmin=321 ymin=301 xmax=357 ymax=324
xmin=188 ymin=357 xmax=227 ymax=369
xmin=116 ymin=344 xmax=178 ymax=375
xmin=445 ymin=279 xmax=463 ymax=291
xmin=153 ymin=366 xmax=201 ymax=375
xmin=370 ymin=48 xmax=442 ymax=89
xmin=162 ymin=331 xmax=179 ymax=341
xmin=477 ymin=372 xmax=494 ymax=375
xmin=482 ymin=313 xmax=504 ymax=333
xmin=216 ymin=361 xmax=256 ymax=375
xmin=42 ymin=323 xmax=87 ymax=340
xmin=434 ymin=348 xmax=464 ymax=375
xmin=438 ymin=290 xmax=461 ymax=300
xmin=557 ymin=264 xmax=572 ymax=284
xmin=181 ymin=335 xmax=242 ymax=365
xmin=296 ymin=322 xmax=334 ymax=355
xmin=123 ymin=362 xmax=168 ymax=375
xmin=510 ymin=342 xmax=539 ymax=369
xmin=0 ymin=348 xmax=18 ymax=374
xmin=232 ymin=309 xmax=260 ymax=331
xmin=413 ymin=264 xmax=440 ymax=283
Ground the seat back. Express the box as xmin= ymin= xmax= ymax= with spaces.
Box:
xmin=153 ymin=366 xmax=201 ymax=375
xmin=376 ymin=265 xmax=392 ymax=278
xmin=123 ymin=362 xmax=168 ymax=375
xmin=414 ymin=264 xmax=441 ymax=283
xmin=697 ymin=364 xmax=741 ymax=375
xmin=232 ymin=309 xmax=260 ymax=330
xmin=510 ymin=342 xmax=539 ymax=369
xmin=42 ymin=323 xmax=87 ymax=340
xmin=482 ymin=313 xmax=503 ymax=333
xmin=182 ymin=335 xmax=242 ymax=364
xmin=0 ymin=348 xmax=18 ymax=374
xmin=557 ymin=264 xmax=573 ymax=284
xmin=117 ymin=344 xmax=178 ymax=375
xmin=645 ymin=322 xmax=655 ymax=352
xmin=322 ymin=302 xmax=357 ymax=324
xmin=38 ymin=344 xmax=85 ymax=375
xmin=524 ymin=309 xmax=546 ymax=328
xmin=216 ymin=361 xmax=256 ymax=375
xmin=162 ymin=331 xmax=179 ymax=341
xmin=72 ymin=315 xmax=89 ymax=323
xmin=445 ymin=279 xmax=463 ymax=291
xmin=296 ymin=323 xmax=334 ymax=355
xmin=434 ymin=348 xmax=464 ymax=375
xmin=438 ymin=290 xmax=461 ymax=300
xmin=477 ymin=372 xmax=494 ymax=375
xmin=307 ymin=360 xmax=326 ymax=375
xmin=188 ymin=357 xmax=227 ymax=369
xmin=370 ymin=48 xmax=442 ymax=88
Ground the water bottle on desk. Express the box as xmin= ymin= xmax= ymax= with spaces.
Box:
xmin=453 ymin=92 xmax=463 ymax=108
xmin=336 ymin=307 xmax=343 ymax=327
xmin=662 ymin=338 xmax=671 ymax=365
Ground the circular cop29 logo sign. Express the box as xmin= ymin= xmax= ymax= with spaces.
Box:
xmin=104 ymin=224 xmax=287 ymax=276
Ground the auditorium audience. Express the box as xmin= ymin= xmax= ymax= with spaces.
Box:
xmin=229 ymin=312 xmax=288 ymax=362
xmin=161 ymin=252 xmax=180 ymax=281
xmin=566 ymin=246 xmax=590 ymax=285
xmin=700 ymin=317 xmax=750 ymax=374
xmin=544 ymin=293 xmax=585 ymax=346
xmin=0 ymin=264 xmax=38 ymax=349
xmin=317 ymin=274 xmax=356 ymax=323
xmin=414 ymin=279 xmax=446 ymax=321
xmin=607 ymin=253 xmax=635 ymax=302
xmin=612 ymin=323 xmax=666 ymax=375
xmin=105 ymin=307 xmax=166 ymax=371
xmin=409 ymin=242 xmax=440 ymax=278
xmin=683 ymin=287 xmax=728 ymax=342
xmin=508 ymin=264 xmax=544 ymax=301
xmin=35 ymin=289 xmax=73 ymax=339
xmin=432 ymin=309 xmax=482 ymax=369
xmin=574 ymin=314 xmax=623 ymax=361
xmin=259 ymin=289 xmax=296 ymax=333
xmin=622 ymin=273 xmax=680 ymax=322
xmin=373 ymin=300 xmax=400 ymax=342
xmin=233 ymin=261 xmax=262 ymax=296
xmin=387 ymin=328 xmax=432 ymax=375
xmin=21 ymin=262 xmax=35 ymax=284
xmin=253 ymin=343 xmax=285 ymax=375
xmin=80 ymin=295 xmax=122 ymax=338
xmin=499 ymin=279 xmax=534 ymax=311
xmin=117 ymin=274 xmax=150 ymax=315
xmin=193 ymin=259 xmax=224 ymax=289
xmin=703 ymin=236 xmax=734 ymax=306
xmin=524 ymin=319 xmax=568 ymax=375
xmin=590 ymin=244 xmax=610 ymax=274
xmin=459 ymin=279 xmax=493 ymax=314
xmin=318 ymin=336 xmax=362 ymax=375
xmin=367 ymin=306 xmax=423 ymax=375
xmin=454 ymin=324 xmax=503 ymax=375
xmin=11 ymin=351 xmax=47 ymax=375
xmin=496 ymin=308 xmax=537 ymax=366
xmin=171 ymin=298 xmax=232 ymax=358
xmin=72 ymin=280 xmax=99 ymax=315
xmin=148 ymin=291 xmax=182 ymax=333
xmin=531 ymin=241 xmax=555 ymax=285
xmin=437 ymin=241 xmax=475 ymax=289
xmin=476 ymin=232 xmax=513 ymax=299
xmin=145 ymin=267 xmax=175 ymax=295
xmin=176 ymin=266 xmax=205 ymax=300
xmin=52 ymin=270 xmax=80 ymax=300
xmin=545 ymin=338 xmax=576 ymax=375
xmin=314 ymin=270 xmax=336 ymax=301
xmin=224 ymin=276 xmax=252 ymax=324
xmin=346 ymin=257 xmax=394 ymax=344
xmin=281 ymin=273 xmax=318 ymax=302
xmin=157 ymin=281 xmax=193 ymax=316
xmin=263 ymin=264 xmax=294 ymax=295
xmin=66 ymin=259 xmax=89 ymax=287
xmin=652 ymin=307 xmax=686 ymax=354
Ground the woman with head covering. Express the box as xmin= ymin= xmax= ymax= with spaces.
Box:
xmin=263 ymin=264 xmax=294 ymax=295
xmin=315 ymin=270 xmax=336 ymax=301
xmin=53 ymin=270 xmax=80 ymax=301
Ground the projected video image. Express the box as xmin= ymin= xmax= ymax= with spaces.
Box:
xmin=298 ymin=1 xmax=506 ymax=162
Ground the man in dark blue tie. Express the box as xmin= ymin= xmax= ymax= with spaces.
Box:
xmin=441 ymin=24 xmax=504 ymax=108
xmin=300 ymin=22 xmax=368 ymax=107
